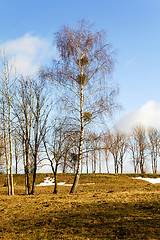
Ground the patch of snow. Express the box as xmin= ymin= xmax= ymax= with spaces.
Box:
xmin=133 ymin=177 xmax=160 ymax=184
xmin=62 ymin=184 xmax=73 ymax=186
xmin=36 ymin=177 xmax=55 ymax=186
xmin=57 ymin=182 xmax=66 ymax=186
xmin=36 ymin=177 xmax=95 ymax=187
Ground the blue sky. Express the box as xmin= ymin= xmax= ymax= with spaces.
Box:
xmin=1 ymin=0 xmax=160 ymax=131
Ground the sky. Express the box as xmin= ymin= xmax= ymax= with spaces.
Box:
xmin=1 ymin=0 xmax=160 ymax=132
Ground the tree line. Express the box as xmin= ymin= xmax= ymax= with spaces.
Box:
xmin=1 ymin=20 xmax=157 ymax=196
xmin=0 ymin=20 xmax=119 ymax=195
xmin=103 ymin=124 xmax=160 ymax=175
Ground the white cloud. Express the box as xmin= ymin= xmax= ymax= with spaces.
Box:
xmin=0 ymin=33 xmax=56 ymax=75
xmin=116 ymin=101 xmax=160 ymax=132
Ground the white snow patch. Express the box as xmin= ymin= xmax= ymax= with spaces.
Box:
xmin=57 ymin=182 xmax=66 ymax=186
xmin=133 ymin=177 xmax=160 ymax=184
xmin=36 ymin=177 xmax=95 ymax=186
xmin=36 ymin=177 xmax=55 ymax=186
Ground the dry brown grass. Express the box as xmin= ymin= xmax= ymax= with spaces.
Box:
xmin=0 ymin=173 xmax=160 ymax=239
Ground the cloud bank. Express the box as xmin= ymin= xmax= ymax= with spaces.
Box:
xmin=116 ymin=101 xmax=160 ymax=132
xmin=0 ymin=33 xmax=56 ymax=75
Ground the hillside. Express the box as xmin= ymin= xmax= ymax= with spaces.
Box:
xmin=0 ymin=173 xmax=160 ymax=239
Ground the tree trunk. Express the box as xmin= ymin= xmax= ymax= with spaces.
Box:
xmin=115 ymin=159 xmax=119 ymax=174
xmin=62 ymin=154 xmax=67 ymax=173
xmin=120 ymin=153 xmax=123 ymax=174
xmin=99 ymin=150 xmax=101 ymax=173
xmin=25 ymin=138 xmax=30 ymax=194
xmin=92 ymin=155 xmax=94 ymax=173
xmin=120 ymin=156 xmax=123 ymax=174
xmin=81 ymin=157 xmax=83 ymax=173
xmin=140 ymin=155 xmax=144 ymax=173
xmin=151 ymin=150 xmax=157 ymax=174
xmin=105 ymin=151 xmax=109 ymax=174
xmin=133 ymin=158 xmax=137 ymax=174
xmin=53 ymin=164 xmax=58 ymax=194
xmin=8 ymin=103 xmax=14 ymax=195
xmin=15 ymin=156 xmax=18 ymax=175
xmin=3 ymin=108 xmax=11 ymax=195
xmin=31 ymin=119 xmax=38 ymax=195
xmin=114 ymin=158 xmax=117 ymax=174
xmin=31 ymin=154 xmax=37 ymax=195
xmin=5 ymin=148 xmax=11 ymax=195
xmin=86 ymin=146 xmax=89 ymax=174
xmin=15 ymin=139 xmax=18 ymax=174
xmin=93 ymin=150 xmax=96 ymax=173
xmin=6 ymin=157 xmax=11 ymax=195
xmin=22 ymin=137 xmax=28 ymax=194
xmin=70 ymin=84 xmax=84 ymax=194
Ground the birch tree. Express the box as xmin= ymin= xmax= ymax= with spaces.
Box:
xmin=43 ymin=118 xmax=75 ymax=193
xmin=0 ymin=134 xmax=5 ymax=174
xmin=148 ymin=127 xmax=160 ymax=174
xmin=0 ymin=54 xmax=15 ymax=195
xmin=104 ymin=129 xmax=127 ymax=173
xmin=13 ymin=77 xmax=34 ymax=194
xmin=105 ymin=130 xmax=119 ymax=173
xmin=30 ymin=79 xmax=51 ymax=195
xmin=131 ymin=124 xmax=148 ymax=173
xmin=13 ymin=76 xmax=51 ymax=194
xmin=118 ymin=132 xmax=128 ymax=174
xmin=129 ymin=134 xmax=140 ymax=173
xmin=41 ymin=20 xmax=118 ymax=193
xmin=103 ymin=132 xmax=111 ymax=173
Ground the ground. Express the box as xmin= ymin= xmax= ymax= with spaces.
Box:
xmin=0 ymin=173 xmax=160 ymax=239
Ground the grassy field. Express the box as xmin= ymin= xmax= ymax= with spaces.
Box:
xmin=0 ymin=173 xmax=160 ymax=239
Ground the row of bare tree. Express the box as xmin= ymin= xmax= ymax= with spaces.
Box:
xmin=1 ymin=20 xmax=158 ymax=196
xmin=103 ymin=124 xmax=160 ymax=174
xmin=0 ymin=74 xmax=159 ymax=195
xmin=59 ymin=124 xmax=160 ymax=176
xmin=0 ymin=54 xmax=53 ymax=195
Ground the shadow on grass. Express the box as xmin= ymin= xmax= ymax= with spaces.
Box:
xmin=2 ymin=200 xmax=160 ymax=240
xmin=52 ymin=201 xmax=160 ymax=239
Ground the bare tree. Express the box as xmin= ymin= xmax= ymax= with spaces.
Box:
xmin=103 ymin=132 xmax=110 ymax=173
xmin=12 ymin=132 xmax=21 ymax=174
xmin=13 ymin=77 xmax=34 ymax=194
xmin=90 ymin=133 xmax=99 ymax=173
xmin=82 ymin=132 xmax=96 ymax=173
xmin=131 ymin=124 xmax=148 ymax=173
xmin=106 ymin=130 xmax=119 ymax=173
xmin=41 ymin=20 xmax=118 ymax=193
xmin=1 ymin=98 xmax=10 ymax=193
xmin=119 ymin=132 xmax=128 ymax=174
xmin=60 ymin=128 xmax=79 ymax=173
xmin=0 ymin=133 xmax=5 ymax=174
xmin=104 ymin=129 xmax=127 ymax=174
xmin=29 ymin=79 xmax=51 ymax=195
xmin=148 ymin=127 xmax=160 ymax=174
xmin=89 ymin=132 xmax=104 ymax=174
xmin=97 ymin=135 xmax=104 ymax=174
xmin=84 ymin=138 xmax=89 ymax=174
xmin=0 ymin=53 xmax=15 ymax=195
xmin=13 ymin=76 xmax=51 ymax=194
xmin=43 ymin=118 xmax=75 ymax=194
xmin=129 ymin=134 xmax=140 ymax=173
